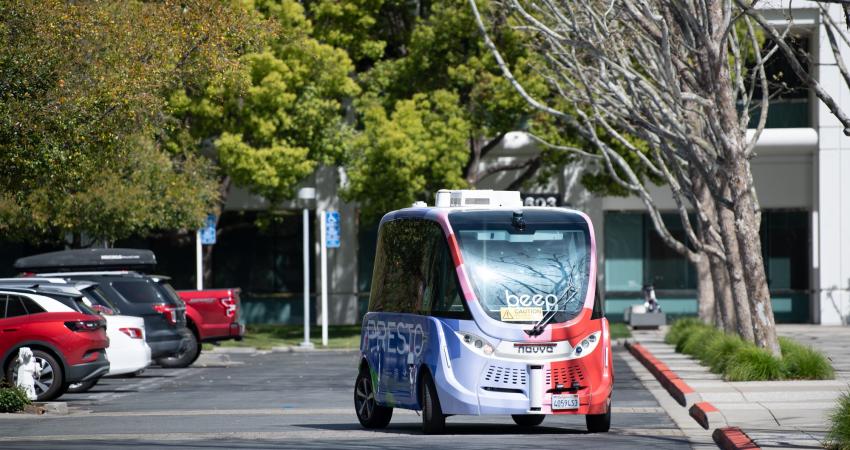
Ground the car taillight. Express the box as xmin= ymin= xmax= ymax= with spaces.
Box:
xmin=119 ymin=327 xmax=143 ymax=339
xmin=220 ymin=297 xmax=237 ymax=318
xmin=65 ymin=319 xmax=105 ymax=332
xmin=153 ymin=303 xmax=177 ymax=325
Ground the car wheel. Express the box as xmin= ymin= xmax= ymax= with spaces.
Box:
xmin=354 ymin=368 xmax=392 ymax=428
xmin=7 ymin=350 xmax=65 ymax=401
xmin=155 ymin=329 xmax=200 ymax=369
xmin=421 ymin=371 xmax=446 ymax=435
xmin=586 ymin=399 xmax=611 ymax=433
xmin=66 ymin=377 xmax=99 ymax=393
xmin=512 ymin=414 xmax=545 ymax=427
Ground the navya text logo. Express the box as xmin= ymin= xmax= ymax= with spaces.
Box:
xmin=365 ymin=320 xmax=425 ymax=357
xmin=514 ymin=343 xmax=556 ymax=354
xmin=505 ymin=291 xmax=560 ymax=310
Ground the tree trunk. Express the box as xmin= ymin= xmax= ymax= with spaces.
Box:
xmin=715 ymin=183 xmax=756 ymax=343
xmin=694 ymin=254 xmax=715 ymax=325
xmin=728 ymin=159 xmax=781 ymax=356
xmin=693 ymin=171 xmax=736 ymax=333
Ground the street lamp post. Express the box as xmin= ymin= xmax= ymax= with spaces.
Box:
xmin=298 ymin=187 xmax=316 ymax=349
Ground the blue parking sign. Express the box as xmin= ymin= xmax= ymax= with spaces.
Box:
xmin=200 ymin=214 xmax=217 ymax=245
xmin=325 ymin=211 xmax=340 ymax=248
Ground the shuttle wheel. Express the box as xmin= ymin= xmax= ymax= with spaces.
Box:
xmin=421 ymin=372 xmax=446 ymax=434
xmin=512 ymin=414 xmax=545 ymax=427
xmin=354 ymin=368 xmax=392 ymax=428
xmin=586 ymin=398 xmax=611 ymax=433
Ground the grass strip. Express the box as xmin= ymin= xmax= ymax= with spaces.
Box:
xmin=207 ymin=324 xmax=362 ymax=350
xmin=665 ymin=320 xmax=834 ymax=381
xmin=609 ymin=322 xmax=632 ymax=339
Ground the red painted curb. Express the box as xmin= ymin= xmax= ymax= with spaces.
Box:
xmin=689 ymin=401 xmax=718 ymax=430
xmin=625 ymin=341 xmax=694 ymax=406
xmin=712 ymin=427 xmax=760 ymax=450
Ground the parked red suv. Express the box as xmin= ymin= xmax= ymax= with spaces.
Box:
xmin=0 ymin=291 xmax=109 ymax=401
xmin=177 ymin=288 xmax=244 ymax=347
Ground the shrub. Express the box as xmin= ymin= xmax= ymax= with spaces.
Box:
xmin=704 ymin=334 xmax=745 ymax=374
xmin=665 ymin=321 xmax=834 ymax=382
xmin=779 ymin=337 xmax=835 ymax=380
xmin=677 ymin=325 xmax=714 ymax=355
xmin=0 ymin=384 xmax=30 ymax=413
xmin=726 ymin=347 xmax=785 ymax=381
xmin=665 ymin=318 xmax=703 ymax=345
xmin=828 ymin=392 xmax=850 ymax=450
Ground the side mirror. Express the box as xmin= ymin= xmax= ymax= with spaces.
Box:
xmin=91 ymin=305 xmax=114 ymax=316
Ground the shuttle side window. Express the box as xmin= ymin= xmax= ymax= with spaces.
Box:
xmin=422 ymin=226 xmax=471 ymax=319
xmin=368 ymin=219 xmax=431 ymax=314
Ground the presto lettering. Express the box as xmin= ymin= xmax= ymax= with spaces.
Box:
xmin=365 ymin=320 xmax=425 ymax=357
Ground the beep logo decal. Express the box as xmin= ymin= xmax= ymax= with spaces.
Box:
xmin=501 ymin=291 xmax=560 ymax=321
xmin=365 ymin=320 xmax=425 ymax=356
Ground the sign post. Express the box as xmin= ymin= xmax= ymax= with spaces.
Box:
xmin=320 ymin=211 xmax=328 ymax=347
xmin=297 ymin=188 xmax=316 ymax=349
xmin=196 ymin=214 xmax=217 ymax=290
xmin=320 ymin=211 xmax=340 ymax=347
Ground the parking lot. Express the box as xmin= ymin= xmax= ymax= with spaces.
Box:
xmin=0 ymin=346 xmax=691 ymax=449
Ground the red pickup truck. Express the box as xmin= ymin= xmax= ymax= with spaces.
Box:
xmin=177 ymin=288 xmax=245 ymax=355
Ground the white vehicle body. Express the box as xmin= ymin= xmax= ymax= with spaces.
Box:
xmin=102 ymin=314 xmax=151 ymax=376
xmin=19 ymin=289 xmax=152 ymax=377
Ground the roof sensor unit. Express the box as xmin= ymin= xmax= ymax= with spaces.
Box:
xmin=434 ymin=189 xmax=522 ymax=208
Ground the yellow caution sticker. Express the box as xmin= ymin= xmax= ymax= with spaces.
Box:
xmin=500 ymin=307 xmax=543 ymax=322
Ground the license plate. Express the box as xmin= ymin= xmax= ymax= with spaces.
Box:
xmin=551 ymin=394 xmax=579 ymax=410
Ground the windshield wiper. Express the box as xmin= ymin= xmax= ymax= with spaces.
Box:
xmin=524 ymin=285 xmax=577 ymax=337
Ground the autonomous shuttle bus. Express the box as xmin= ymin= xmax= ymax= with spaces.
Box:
xmin=355 ymin=190 xmax=613 ymax=434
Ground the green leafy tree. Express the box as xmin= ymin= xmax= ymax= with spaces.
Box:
xmin=0 ymin=0 xmax=264 ymax=245
xmin=167 ymin=0 xmax=359 ymax=205
xmin=307 ymin=0 xmax=580 ymax=220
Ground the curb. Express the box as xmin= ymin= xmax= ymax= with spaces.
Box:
xmin=22 ymin=402 xmax=67 ymax=416
xmin=689 ymin=401 xmax=726 ymax=430
xmin=625 ymin=341 xmax=700 ymax=406
xmin=712 ymin=427 xmax=761 ymax=450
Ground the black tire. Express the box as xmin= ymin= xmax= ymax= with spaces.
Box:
xmin=66 ymin=377 xmax=99 ymax=393
xmin=512 ymin=414 xmax=545 ymax=427
xmin=354 ymin=368 xmax=393 ymax=428
xmin=420 ymin=371 xmax=446 ymax=434
xmin=6 ymin=349 xmax=65 ymax=401
xmin=155 ymin=329 xmax=200 ymax=369
xmin=586 ymin=400 xmax=611 ymax=433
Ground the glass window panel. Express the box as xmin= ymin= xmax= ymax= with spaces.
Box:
xmin=604 ymin=212 xmax=644 ymax=292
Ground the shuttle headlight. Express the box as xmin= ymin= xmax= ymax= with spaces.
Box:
xmin=570 ymin=331 xmax=602 ymax=358
xmin=456 ymin=331 xmax=496 ymax=356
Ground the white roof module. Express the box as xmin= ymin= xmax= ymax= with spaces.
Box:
xmin=434 ymin=189 xmax=523 ymax=209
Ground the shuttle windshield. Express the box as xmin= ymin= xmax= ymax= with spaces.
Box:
xmin=450 ymin=210 xmax=591 ymax=325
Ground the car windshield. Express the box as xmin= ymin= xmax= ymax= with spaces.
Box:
xmin=450 ymin=210 xmax=591 ymax=325
xmin=112 ymin=280 xmax=174 ymax=304
xmin=154 ymin=282 xmax=184 ymax=306
xmin=82 ymin=286 xmax=121 ymax=314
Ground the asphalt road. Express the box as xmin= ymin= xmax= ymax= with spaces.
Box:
xmin=0 ymin=346 xmax=692 ymax=449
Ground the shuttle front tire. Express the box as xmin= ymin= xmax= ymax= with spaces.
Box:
xmin=512 ymin=414 xmax=545 ymax=427
xmin=585 ymin=398 xmax=611 ymax=432
xmin=420 ymin=371 xmax=446 ymax=434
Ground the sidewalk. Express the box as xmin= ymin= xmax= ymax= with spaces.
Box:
xmin=632 ymin=325 xmax=850 ymax=450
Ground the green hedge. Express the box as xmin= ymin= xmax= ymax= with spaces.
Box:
xmin=0 ymin=384 xmax=30 ymax=413
xmin=829 ymin=392 xmax=850 ymax=450
xmin=665 ymin=320 xmax=834 ymax=381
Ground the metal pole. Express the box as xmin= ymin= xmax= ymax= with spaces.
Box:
xmin=301 ymin=207 xmax=313 ymax=348
xmin=320 ymin=210 xmax=328 ymax=347
xmin=195 ymin=229 xmax=203 ymax=290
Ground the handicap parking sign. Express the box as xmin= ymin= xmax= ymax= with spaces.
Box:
xmin=200 ymin=214 xmax=217 ymax=245
xmin=325 ymin=211 xmax=340 ymax=248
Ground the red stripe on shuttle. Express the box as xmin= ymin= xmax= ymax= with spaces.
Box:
xmin=447 ymin=233 xmax=463 ymax=266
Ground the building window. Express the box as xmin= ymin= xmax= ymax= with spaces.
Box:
xmin=604 ymin=210 xmax=809 ymax=322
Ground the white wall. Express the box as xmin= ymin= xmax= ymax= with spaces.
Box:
xmin=815 ymin=4 xmax=850 ymax=325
